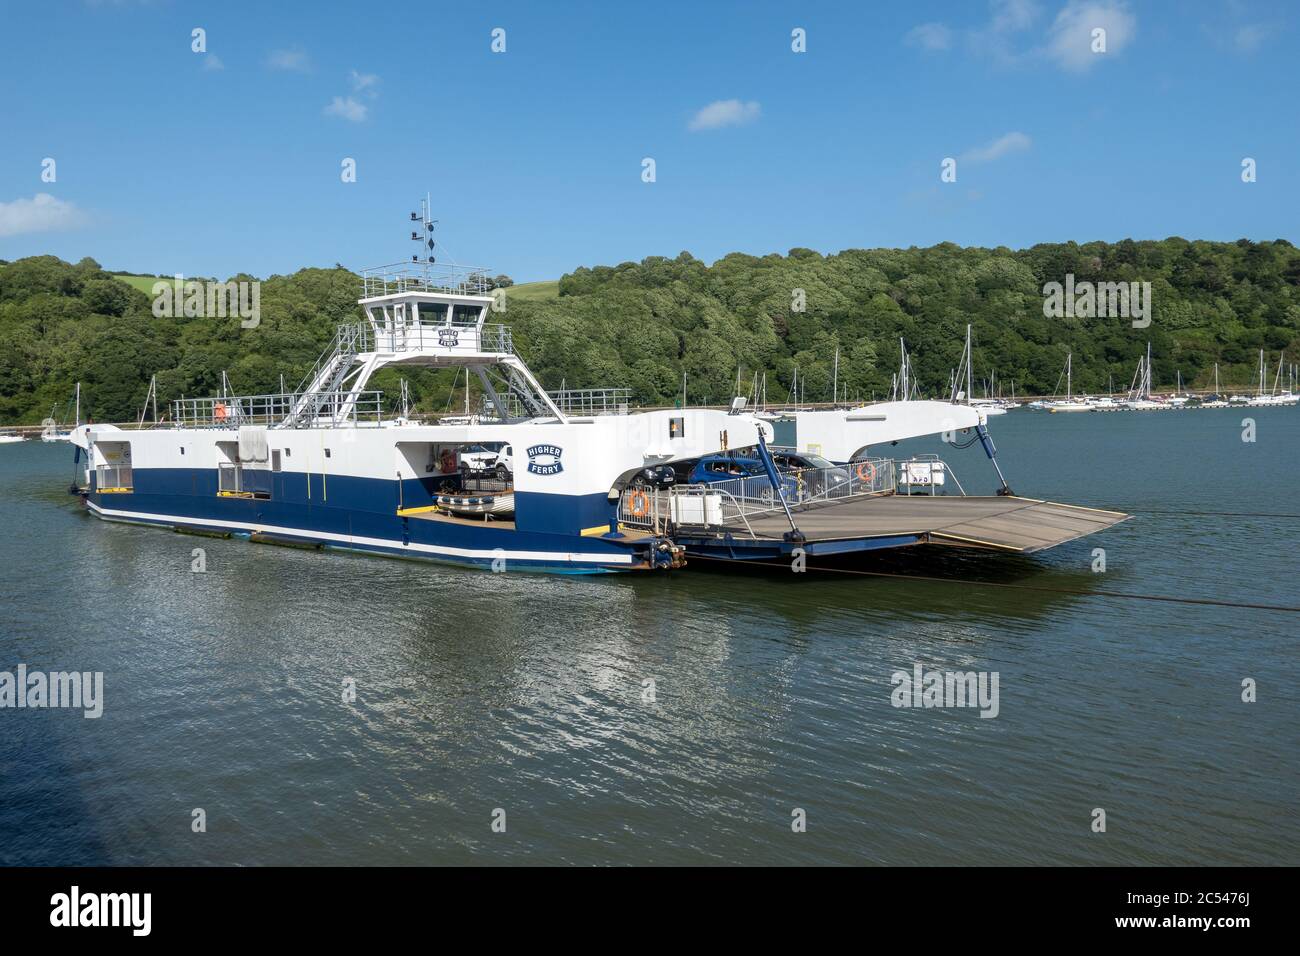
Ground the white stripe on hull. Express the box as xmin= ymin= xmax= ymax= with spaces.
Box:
xmin=85 ymin=500 xmax=635 ymax=565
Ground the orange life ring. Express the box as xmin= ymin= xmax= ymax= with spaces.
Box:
xmin=629 ymin=490 xmax=650 ymax=517
xmin=214 ymin=402 xmax=227 ymax=422
xmin=855 ymin=461 xmax=876 ymax=483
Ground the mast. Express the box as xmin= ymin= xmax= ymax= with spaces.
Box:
xmin=897 ymin=337 xmax=910 ymax=403
xmin=966 ymin=324 xmax=973 ymax=404
xmin=832 ymin=348 xmax=839 ymax=406
xmin=137 ymin=375 xmax=159 ymax=426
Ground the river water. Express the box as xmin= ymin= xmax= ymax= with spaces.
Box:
xmin=1 ymin=408 xmax=1295 ymax=865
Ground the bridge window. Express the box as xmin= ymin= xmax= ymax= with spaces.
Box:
xmin=417 ymin=302 xmax=449 ymax=324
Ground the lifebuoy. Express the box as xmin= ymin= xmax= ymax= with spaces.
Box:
xmin=214 ymin=402 xmax=227 ymax=422
xmin=855 ymin=461 xmax=876 ymax=483
xmin=629 ymin=490 xmax=650 ymax=517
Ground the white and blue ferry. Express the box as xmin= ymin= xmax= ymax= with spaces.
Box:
xmin=71 ymin=245 xmax=765 ymax=573
xmin=69 ymin=205 xmax=1128 ymax=572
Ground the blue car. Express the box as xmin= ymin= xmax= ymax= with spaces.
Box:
xmin=688 ymin=456 xmax=798 ymax=501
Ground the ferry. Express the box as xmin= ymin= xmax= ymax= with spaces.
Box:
xmin=70 ymin=210 xmax=767 ymax=573
xmin=68 ymin=207 xmax=1130 ymax=573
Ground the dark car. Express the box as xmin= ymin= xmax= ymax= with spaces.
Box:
xmin=771 ymin=451 xmax=851 ymax=495
xmin=629 ymin=464 xmax=676 ymax=489
xmin=687 ymin=456 xmax=798 ymax=501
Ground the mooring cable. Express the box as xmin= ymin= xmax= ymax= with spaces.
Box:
xmin=686 ymin=555 xmax=1300 ymax=614
xmin=1128 ymin=509 xmax=1300 ymax=519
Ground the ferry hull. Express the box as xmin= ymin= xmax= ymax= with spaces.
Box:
xmin=83 ymin=480 xmax=657 ymax=573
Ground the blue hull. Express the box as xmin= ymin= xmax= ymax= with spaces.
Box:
xmin=84 ymin=467 xmax=654 ymax=573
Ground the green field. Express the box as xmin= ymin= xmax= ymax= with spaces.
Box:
xmin=502 ymin=280 xmax=559 ymax=302
xmin=113 ymin=274 xmax=169 ymax=294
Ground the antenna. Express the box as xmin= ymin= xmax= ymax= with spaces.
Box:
xmin=409 ymin=194 xmax=438 ymax=269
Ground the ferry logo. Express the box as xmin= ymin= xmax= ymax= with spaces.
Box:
xmin=526 ymin=444 xmax=563 ymax=476
xmin=438 ymin=327 xmax=460 ymax=347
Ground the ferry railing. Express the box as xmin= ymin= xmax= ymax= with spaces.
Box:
xmin=785 ymin=457 xmax=895 ymax=504
xmin=555 ymin=388 xmax=631 ymax=417
xmin=617 ymin=485 xmax=760 ymax=539
xmin=371 ymin=321 xmax=513 ymax=355
xmin=171 ymin=390 xmax=385 ymax=429
xmin=686 ymin=457 xmax=892 ymax=515
xmin=613 ymin=456 xmax=963 ymax=535
xmin=492 ymin=387 xmax=631 ymax=420
xmin=618 ymin=485 xmax=668 ymax=534
xmin=217 ymin=462 xmax=242 ymax=494
xmin=892 ymin=455 xmax=963 ymax=496
xmin=95 ymin=465 xmax=133 ymax=492
xmin=361 ymin=263 xmax=493 ymax=298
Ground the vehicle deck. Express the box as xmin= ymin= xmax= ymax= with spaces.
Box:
xmin=679 ymin=495 xmax=1129 ymax=556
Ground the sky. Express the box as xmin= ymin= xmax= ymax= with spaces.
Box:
xmin=1 ymin=0 xmax=1297 ymax=283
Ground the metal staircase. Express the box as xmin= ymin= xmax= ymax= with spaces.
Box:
xmin=284 ymin=324 xmax=367 ymax=427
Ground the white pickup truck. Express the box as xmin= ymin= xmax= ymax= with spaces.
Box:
xmin=459 ymin=443 xmax=514 ymax=480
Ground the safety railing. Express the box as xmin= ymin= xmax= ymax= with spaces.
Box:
xmin=369 ymin=322 xmax=513 ymax=355
xmin=617 ymin=485 xmax=670 ymax=534
xmin=171 ymin=390 xmax=385 ymax=429
xmin=618 ymin=456 xmax=959 ymax=535
xmin=95 ymin=465 xmax=133 ymax=492
xmin=217 ymin=463 xmax=272 ymax=497
xmin=686 ymin=456 xmax=892 ymax=516
xmin=217 ymin=462 xmax=242 ymax=494
xmin=785 ymin=457 xmax=895 ymax=504
xmin=554 ymin=388 xmax=631 ymax=417
xmin=893 ymin=454 xmax=963 ymax=495
xmin=361 ymin=263 xmax=493 ymax=298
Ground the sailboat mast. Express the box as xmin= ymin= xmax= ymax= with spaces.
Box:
xmin=832 ymin=348 xmax=839 ymax=406
xmin=966 ymin=325 xmax=973 ymax=404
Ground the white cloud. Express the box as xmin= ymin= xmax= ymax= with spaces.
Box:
xmin=965 ymin=0 xmax=1042 ymax=64
xmin=350 ymin=70 xmax=379 ymax=95
xmin=1232 ymin=24 xmax=1268 ymax=54
xmin=905 ymin=23 xmax=954 ymax=52
xmin=201 ymin=53 xmax=224 ymax=72
xmin=961 ymin=131 xmax=1032 ymax=163
xmin=927 ymin=0 xmax=1134 ymax=71
xmin=1046 ymin=1 xmax=1136 ymax=71
xmin=267 ymin=47 xmax=311 ymax=72
xmin=325 ymin=96 xmax=368 ymax=122
xmin=0 ymin=193 xmax=85 ymax=238
xmin=325 ymin=70 xmax=380 ymax=122
xmin=991 ymin=0 xmax=1042 ymax=33
xmin=688 ymin=99 xmax=760 ymax=132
